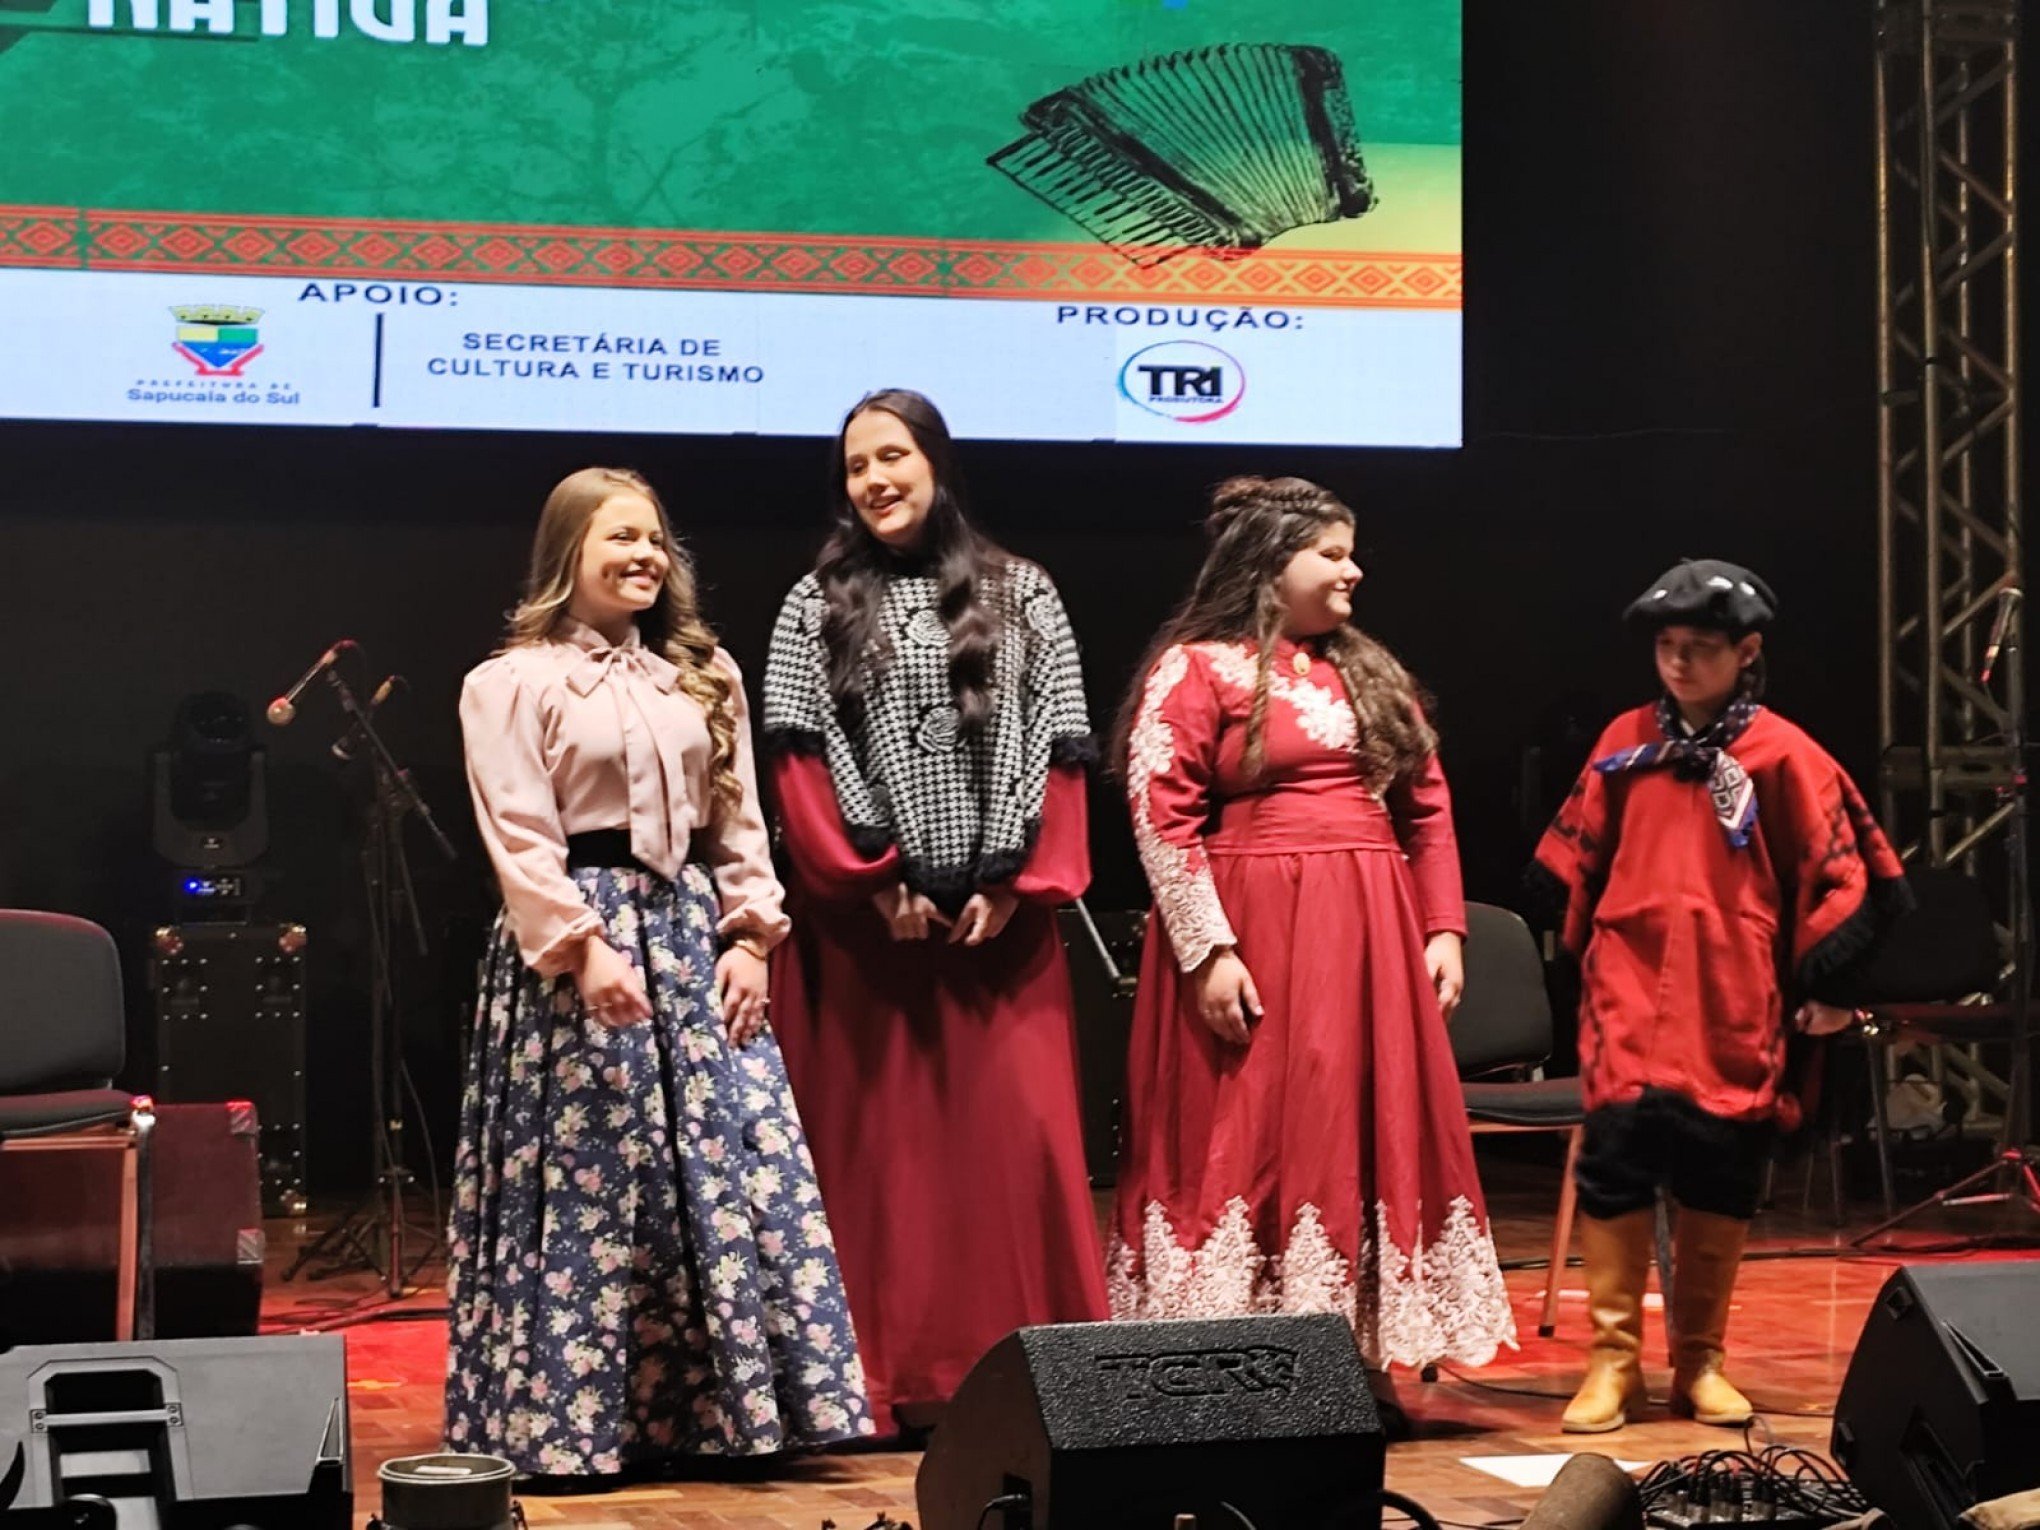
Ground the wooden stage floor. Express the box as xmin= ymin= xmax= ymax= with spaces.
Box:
xmin=255 ymin=1152 xmax=2038 ymax=1530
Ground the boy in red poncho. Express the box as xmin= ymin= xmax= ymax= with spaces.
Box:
xmin=1530 ymin=559 xmax=1908 ymax=1433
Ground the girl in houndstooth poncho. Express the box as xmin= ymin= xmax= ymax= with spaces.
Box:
xmin=761 ymin=390 xmax=1108 ymax=1435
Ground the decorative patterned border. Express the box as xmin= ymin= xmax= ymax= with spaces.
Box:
xmin=0 ymin=205 xmax=1461 ymax=308
xmin=0 ymin=206 xmax=82 ymax=269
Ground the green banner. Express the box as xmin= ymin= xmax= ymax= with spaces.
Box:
xmin=1 ymin=0 xmax=1458 ymax=253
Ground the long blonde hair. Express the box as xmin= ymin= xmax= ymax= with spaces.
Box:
xmin=506 ymin=467 xmax=742 ymax=818
xmin=1114 ymin=475 xmax=1436 ymax=792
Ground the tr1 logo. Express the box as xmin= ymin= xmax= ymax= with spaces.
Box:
xmin=1094 ymin=1345 xmax=1298 ymax=1401
xmin=1119 ymin=340 xmax=1246 ymax=424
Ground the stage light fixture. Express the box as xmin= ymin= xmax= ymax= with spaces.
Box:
xmin=151 ymin=689 xmax=268 ymax=879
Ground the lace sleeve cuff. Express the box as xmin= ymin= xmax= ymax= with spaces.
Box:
xmin=1146 ymin=842 xmax=1238 ymax=972
xmin=1125 ymin=644 xmax=1236 ymax=971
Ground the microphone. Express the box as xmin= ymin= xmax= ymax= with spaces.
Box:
xmin=266 ymin=640 xmax=357 ymax=726
xmin=1518 ymin=1454 xmax=1642 ymax=1530
xmin=1982 ymin=583 xmax=2023 ymax=685
xmin=332 ymin=675 xmax=403 ymax=762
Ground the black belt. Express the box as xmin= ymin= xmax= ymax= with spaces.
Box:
xmin=565 ymin=829 xmax=643 ymax=871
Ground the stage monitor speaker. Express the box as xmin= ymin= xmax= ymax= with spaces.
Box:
xmin=0 ymin=1334 xmax=349 ymax=1528
xmin=915 ymin=1314 xmax=1383 ymax=1530
xmin=1831 ymin=1262 xmax=2040 ymax=1530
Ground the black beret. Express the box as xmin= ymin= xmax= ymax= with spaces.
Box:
xmin=1624 ymin=559 xmax=1777 ymax=633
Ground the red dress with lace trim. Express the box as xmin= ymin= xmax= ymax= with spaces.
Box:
xmin=1109 ymin=639 xmax=1518 ymax=1370
xmin=766 ymin=753 xmax=1108 ymax=1426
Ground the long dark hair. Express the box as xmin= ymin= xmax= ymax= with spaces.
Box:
xmin=1112 ymin=475 xmax=1437 ymax=792
xmin=815 ymin=389 xmax=1007 ymax=732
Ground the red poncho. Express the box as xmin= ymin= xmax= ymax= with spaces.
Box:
xmin=1532 ymin=704 xmax=1907 ymax=1126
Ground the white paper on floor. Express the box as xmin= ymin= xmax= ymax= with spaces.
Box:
xmin=1459 ymin=1454 xmax=1650 ymax=1488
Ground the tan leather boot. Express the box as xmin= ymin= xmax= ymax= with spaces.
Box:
xmin=1561 ymin=1208 xmax=1654 ymax=1433
xmin=1668 ymin=1205 xmax=1754 ymax=1426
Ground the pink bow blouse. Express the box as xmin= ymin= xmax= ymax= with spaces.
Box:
xmin=459 ymin=618 xmax=789 ymax=975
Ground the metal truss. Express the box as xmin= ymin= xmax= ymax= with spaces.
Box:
xmin=1874 ymin=0 xmax=2024 ymax=1128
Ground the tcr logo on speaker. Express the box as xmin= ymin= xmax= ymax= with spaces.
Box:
xmin=1118 ymin=340 xmax=1247 ymax=424
xmin=1093 ymin=1346 xmax=1298 ymax=1400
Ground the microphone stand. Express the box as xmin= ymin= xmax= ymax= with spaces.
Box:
xmin=283 ymin=666 xmax=457 ymax=1297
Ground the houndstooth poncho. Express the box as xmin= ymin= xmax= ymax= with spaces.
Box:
xmin=761 ymin=558 xmax=1094 ymax=909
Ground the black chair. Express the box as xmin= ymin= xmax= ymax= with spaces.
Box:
xmin=0 ymin=910 xmax=156 ymax=1340
xmin=1841 ymin=866 xmax=2014 ymax=1218
xmin=1453 ymin=901 xmax=1584 ymax=1337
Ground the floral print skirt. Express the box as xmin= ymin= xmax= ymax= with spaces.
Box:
xmin=444 ymin=863 xmax=871 ymax=1475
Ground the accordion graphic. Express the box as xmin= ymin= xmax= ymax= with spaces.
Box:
xmin=990 ymin=44 xmax=1376 ymax=267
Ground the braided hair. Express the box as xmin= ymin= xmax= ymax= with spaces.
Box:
xmin=1113 ymin=475 xmax=1437 ymax=793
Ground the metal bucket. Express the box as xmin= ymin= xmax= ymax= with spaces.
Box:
xmin=375 ymin=1452 xmax=520 ymax=1530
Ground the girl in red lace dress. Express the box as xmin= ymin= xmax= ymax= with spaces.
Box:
xmin=1109 ymin=476 xmax=1516 ymax=1407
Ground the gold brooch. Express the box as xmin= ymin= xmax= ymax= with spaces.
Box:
xmin=1291 ymin=648 xmax=1312 ymax=677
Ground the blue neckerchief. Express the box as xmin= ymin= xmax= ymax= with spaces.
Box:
xmin=1592 ymin=696 xmax=1761 ymax=849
